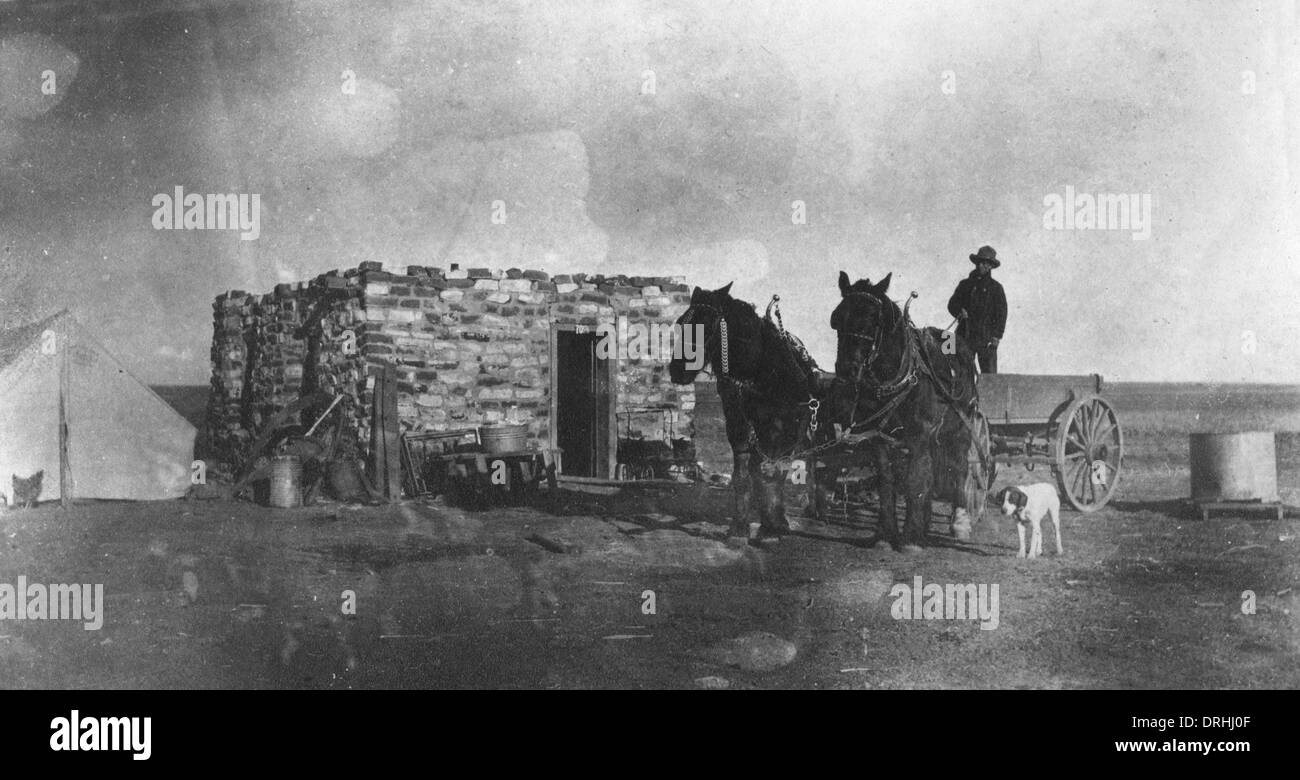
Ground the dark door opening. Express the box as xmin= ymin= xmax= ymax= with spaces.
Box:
xmin=555 ymin=329 xmax=611 ymax=478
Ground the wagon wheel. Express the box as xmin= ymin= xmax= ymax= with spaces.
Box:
xmin=1053 ymin=394 xmax=1123 ymax=512
xmin=963 ymin=411 xmax=995 ymax=520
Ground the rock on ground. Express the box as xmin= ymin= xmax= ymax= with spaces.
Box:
xmin=705 ymin=631 xmax=797 ymax=672
xmin=827 ymin=569 xmax=895 ymax=607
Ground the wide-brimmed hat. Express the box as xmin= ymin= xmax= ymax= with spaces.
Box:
xmin=969 ymin=245 xmax=1000 ymax=268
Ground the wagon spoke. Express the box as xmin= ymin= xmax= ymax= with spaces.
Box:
xmin=1093 ymin=418 xmax=1116 ymax=445
xmin=1085 ymin=402 xmax=1105 ymax=442
xmin=1091 ymin=404 xmax=1116 ymax=444
xmin=1101 ymin=407 xmax=1118 ymax=442
xmin=1051 ymin=395 xmax=1123 ymax=513
xmin=1078 ymin=460 xmax=1093 ymax=495
xmin=1071 ymin=409 xmax=1087 ymax=447
xmin=1092 ymin=402 xmax=1107 ymax=436
xmin=1070 ymin=459 xmax=1088 ymax=497
xmin=1063 ymin=459 xmax=1080 ymax=491
xmin=1075 ymin=468 xmax=1090 ymax=504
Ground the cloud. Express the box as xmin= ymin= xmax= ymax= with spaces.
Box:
xmin=0 ymin=33 xmax=80 ymax=119
xmin=155 ymin=345 xmax=195 ymax=361
xmin=2 ymin=0 xmax=1298 ymax=383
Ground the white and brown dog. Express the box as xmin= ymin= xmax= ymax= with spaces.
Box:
xmin=997 ymin=484 xmax=1063 ymax=559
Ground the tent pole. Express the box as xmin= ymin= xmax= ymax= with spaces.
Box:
xmin=59 ymin=337 xmax=71 ymax=508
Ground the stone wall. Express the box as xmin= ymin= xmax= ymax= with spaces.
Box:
xmin=205 ymin=263 xmax=698 ymax=478
xmin=206 ymin=274 xmax=367 ymax=478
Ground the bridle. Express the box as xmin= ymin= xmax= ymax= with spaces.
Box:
xmin=679 ymin=301 xmax=727 ymax=375
xmin=835 ymin=292 xmax=914 ymax=389
xmin=831 ymin=289 xmax=993 ymax=479
xmin=834 ymin=291 xmax=919 ymax=434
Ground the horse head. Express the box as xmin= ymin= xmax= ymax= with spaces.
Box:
xmin=669 ymin=282 xmax=733 ymax=384
xmin=830 ymin=270 xmax=902 ymax=379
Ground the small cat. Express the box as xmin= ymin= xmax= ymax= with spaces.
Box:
xmin=12 ymin=470 xmax=44 ymax=508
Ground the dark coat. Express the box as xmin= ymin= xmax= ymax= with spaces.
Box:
xmin=947 ymin=270 xmax=1006 ymax=347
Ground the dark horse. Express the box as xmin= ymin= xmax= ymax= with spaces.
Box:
xmin=669 ymin=283 xmax=827 ymax=539
xmin=824 ymin=271 xmax=980 ymax=551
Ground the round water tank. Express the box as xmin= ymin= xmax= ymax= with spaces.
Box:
xmin=1189 ymin=432 xmax=1278 ymax=502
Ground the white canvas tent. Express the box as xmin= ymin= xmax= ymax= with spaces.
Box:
xmin=0 ymin=311 xmax=196 ymax=504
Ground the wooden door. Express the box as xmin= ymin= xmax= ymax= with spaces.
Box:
xmin=552 ymin=327 xmax=613 ymax=478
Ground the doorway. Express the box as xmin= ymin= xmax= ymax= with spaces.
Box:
xmin=552 ymin=326 xmax=614 ymax=478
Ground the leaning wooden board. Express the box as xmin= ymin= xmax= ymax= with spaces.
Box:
xmin=369 ymin=364 xmax=404 ymax=501
xmin=382 ymin=365 xmax=402 ymax=499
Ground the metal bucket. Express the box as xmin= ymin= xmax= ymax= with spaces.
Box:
xmin=269 ymin=455 xmax=303 ymax=508
xmin=1189 ymin=432 xmax=1278 ymax=502
xmin=480 ymin=423 xmax=529 ymax=454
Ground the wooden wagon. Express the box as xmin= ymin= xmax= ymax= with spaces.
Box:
xmin=964 ymin=373 xmax=1124 ymax=519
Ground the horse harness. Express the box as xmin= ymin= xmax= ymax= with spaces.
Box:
xmin=690 ymin=297 xmax=822 ymax=468
xmin=835 ymin=291 xmax=991 ymax=476
xmin=835 ymin=291 xmax=919 ymax=436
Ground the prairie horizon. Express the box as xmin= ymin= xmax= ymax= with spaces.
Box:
xmin=154 ymin=380 xmax=1300 ymax=437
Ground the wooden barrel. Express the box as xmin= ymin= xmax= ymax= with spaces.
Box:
xmin=1189 ymin=432 xmax=1278 ymax=502
xmin=269 ymin=455 xmax=303 ymax=507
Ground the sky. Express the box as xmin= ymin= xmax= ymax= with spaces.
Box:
xmin=0 ymin=0 xmax=1297 ymax=384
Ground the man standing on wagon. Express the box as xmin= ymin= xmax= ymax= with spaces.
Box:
xmin=947 ymin=245 xmax=1007 ymax=373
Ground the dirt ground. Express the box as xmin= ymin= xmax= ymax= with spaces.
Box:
xmin=2 ymin=431 xmax=1298 ymax=689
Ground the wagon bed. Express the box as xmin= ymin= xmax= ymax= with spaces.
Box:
xmin=967 ymin=372 xmax=1123 ymax=514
